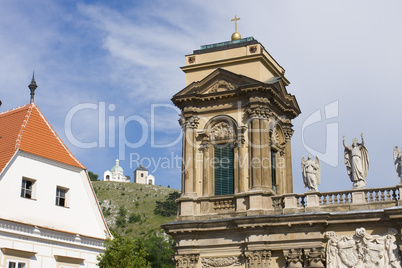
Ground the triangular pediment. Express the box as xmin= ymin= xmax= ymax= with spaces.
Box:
xmin=173 ymin=68 xmax=260 ymax=98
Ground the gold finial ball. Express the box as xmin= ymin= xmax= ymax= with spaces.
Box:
xmin=231 ymin=32 xmax=241 ymax=41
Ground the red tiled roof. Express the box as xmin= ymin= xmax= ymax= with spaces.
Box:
xmin=0 ymin=103 xmax=85 ymax=173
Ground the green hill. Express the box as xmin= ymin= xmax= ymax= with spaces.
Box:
xmin=92 ymin=181 xmax=180 ymax=238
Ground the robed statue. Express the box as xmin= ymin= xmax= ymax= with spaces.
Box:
xmin=343 ymin=134 xmax=369 ymax=188
xmin=301 ymin=155 xmax=320 ymax=191
xmin=393 ymin=146 xmax=402 ymax=183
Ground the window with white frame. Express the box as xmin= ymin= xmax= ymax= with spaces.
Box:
xmin=20 ymin=178 xmax=35 ymax=199
xmin=7 ymin=260 xmax=27 ymax=268
xmin=55 ymin=186 xmax=69 ymax=207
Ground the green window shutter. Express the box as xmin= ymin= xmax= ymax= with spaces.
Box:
xmin=214 ymin=145 xmax=234 ymax=195
xmin=271 ymin=151 xmax=277 ymax=194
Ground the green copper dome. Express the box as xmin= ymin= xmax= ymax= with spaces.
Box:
xmin=111 ymin=159 xmax=124 ymax=173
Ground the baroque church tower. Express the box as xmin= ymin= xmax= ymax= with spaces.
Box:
xmin=172 ymin=36 xmax=300 ymax=220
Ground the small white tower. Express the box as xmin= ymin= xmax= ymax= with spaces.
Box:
xmin=134 ymin=165 xmax=155 ymax=185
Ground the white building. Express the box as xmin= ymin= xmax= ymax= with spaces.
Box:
xmin=0 ymin=101 xmax=110 ymax=267
xmin=103 ymin=159 xmax=130 ymax=182
xmin=134 ymin=165 xmax=155 ymax=185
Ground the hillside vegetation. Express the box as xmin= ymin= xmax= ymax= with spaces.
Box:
xmin=92 ymin=181 xmax=179 ymax=237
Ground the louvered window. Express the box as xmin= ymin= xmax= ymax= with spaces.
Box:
xmin=214 ymin=144 xmax=234 ymax=195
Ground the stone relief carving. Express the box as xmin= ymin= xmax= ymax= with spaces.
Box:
xmin=244 ymin=250 xmax=271 ymax=267
xmin=209 ymin=80 xmax=235 ymax=93
xmin=210 ymin=122 xmax=235 ymax=140
xmin=271 ymin=127 xmax=280 ymax=145
xmin=304 ymin=248 xmax=325 ymax=268
xmin=394 ymin=146 xmax=402 ymax=183
xmin=179 ymin=114 xmax=200 ymax=129
xmin=174 ymin=254 xmax=200 ymax=268
xmin=325 ymin=227 xmax=401 ymax=268
xmin=343 ymin=134 xmax=369 ymax=188
xmin=301 ymin=155 xmax=321 ymax=191
xmin=283 ymin=248 xmax=303 ymax=268
xmin=201 ymin=256 xmax=241 ymax=267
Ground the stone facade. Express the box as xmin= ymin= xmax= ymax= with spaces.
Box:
xmin=162 ymin=37 xmax=402 ymax=267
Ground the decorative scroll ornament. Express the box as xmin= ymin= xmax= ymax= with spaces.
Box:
xmin=174 ymin=254 xmax=200 ymax=268
xmin=271 ymin=127 xmax=280 ymax=145
xmin=208 ymin=80 xmax=235 ymax=93
xmin=244 ymin=250 xmax=271 ymax=267
xmin=201 ymin=256 xmax=241 ymax=267
xmin=283 ymin=248 xmax=303 ymax=268
xmin=326 ymin=227 xmax=401 ymax=268
xmin=210 ymin=122 xmax=235 ymax=140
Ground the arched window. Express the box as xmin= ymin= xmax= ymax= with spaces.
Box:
xmin=106 ymin=175 xmax=110 ymax=181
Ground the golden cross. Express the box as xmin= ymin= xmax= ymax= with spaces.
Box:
xmin=231 ymin=15 xmax=240 ymax=32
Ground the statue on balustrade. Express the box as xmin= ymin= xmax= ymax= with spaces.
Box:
xmin=343 ymin=134 xmax=369 ymax=188
xmin=301 ymin=155 xmax=320 ymax=191
xmin=393 ymin=146 xmax=402 ymax=183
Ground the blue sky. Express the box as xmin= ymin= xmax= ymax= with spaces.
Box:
xmin=1 ymin=0 xmax=402 ymax=192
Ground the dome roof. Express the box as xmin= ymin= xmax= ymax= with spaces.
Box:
xmin=111 ymin=159 xmax=124 ymax=173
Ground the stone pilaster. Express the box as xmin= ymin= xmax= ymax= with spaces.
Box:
xmin=244 ymin=250 xmax=271 ymax=268
xmin=182 ymin=115 xmax=199 ymax=196
xmin=237 ymin=137 xmax=247 ymax=193
xmin=283 ymin=248 xmax=303 ymax=268
xmin=201 ymin=143 xmax=210 ymax=196
xmin=304 ymin=248 xmax=325 ymax=268
xmin=174 ymin=254 xmax=200 ymax=268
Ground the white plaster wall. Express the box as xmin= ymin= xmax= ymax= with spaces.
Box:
xmin=0 ymin=153 xmax=108 ymax=240
xmin=134 ymin=170 xmax=148 ymax=184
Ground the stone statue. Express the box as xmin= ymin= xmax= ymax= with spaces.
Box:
xmin=393 ymin=146 xmax=402 ymax=183
xmin=301 ymin=155 xmax=320 ymax=191
xmin=326 ymin=227 xmax=401 ymax=268
xmin=343 ymin=134 xmax=369 ymax=188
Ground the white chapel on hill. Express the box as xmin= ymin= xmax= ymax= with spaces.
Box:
xmin=103 ymin=159 xmax=130 ymax=182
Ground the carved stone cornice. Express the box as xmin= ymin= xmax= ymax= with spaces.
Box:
xmin=244 ymin=250 xmax=271 ymax=266
xmin=283 ymin=248 xmax=303 ymax=268
xmin=246 ymin=106 xmax=272 ymax=119
xmin=210 ymin=122 xmax=235 ymax=141
xmin=201 ymin=256 xmax=241 ymax=267
xmin=304 ymin=248 xmax=325 ymax=268
xmin=174 ymin=254 xmax=200 ymax=268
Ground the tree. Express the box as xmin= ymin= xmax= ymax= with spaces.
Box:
xmin=140 ymin=231 xmax=175 ymax=268
xmin=97 ymin=233 xmax=151 ymax=268
xmin=88 ymin=171 xmax=99 ymax=181
xmin=154 ymin=191 xmax=180 ymax=217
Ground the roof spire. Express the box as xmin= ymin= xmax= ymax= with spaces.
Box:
xmin=28 ymin=72 xmax=38 ymax=104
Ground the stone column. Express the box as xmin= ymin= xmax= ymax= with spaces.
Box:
xmin=251 ymin=116 xmax=261 ymax=189
xmin=202 ymin=143 xmax=210 ymax=196
xmin=283 ymin=126 xmax=294 ymax=194
xmin=260 ymin=118 xmax=271 ymax=190
xmin=304 ymin=248 xmax=325 ymax=268
xmin=283 ymin=248 xmax=303 ymax=268
xmin=244 ymin=250 xmax=271 ymax=268
xmin=238 ymin=138 xmax=247 ymax=193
